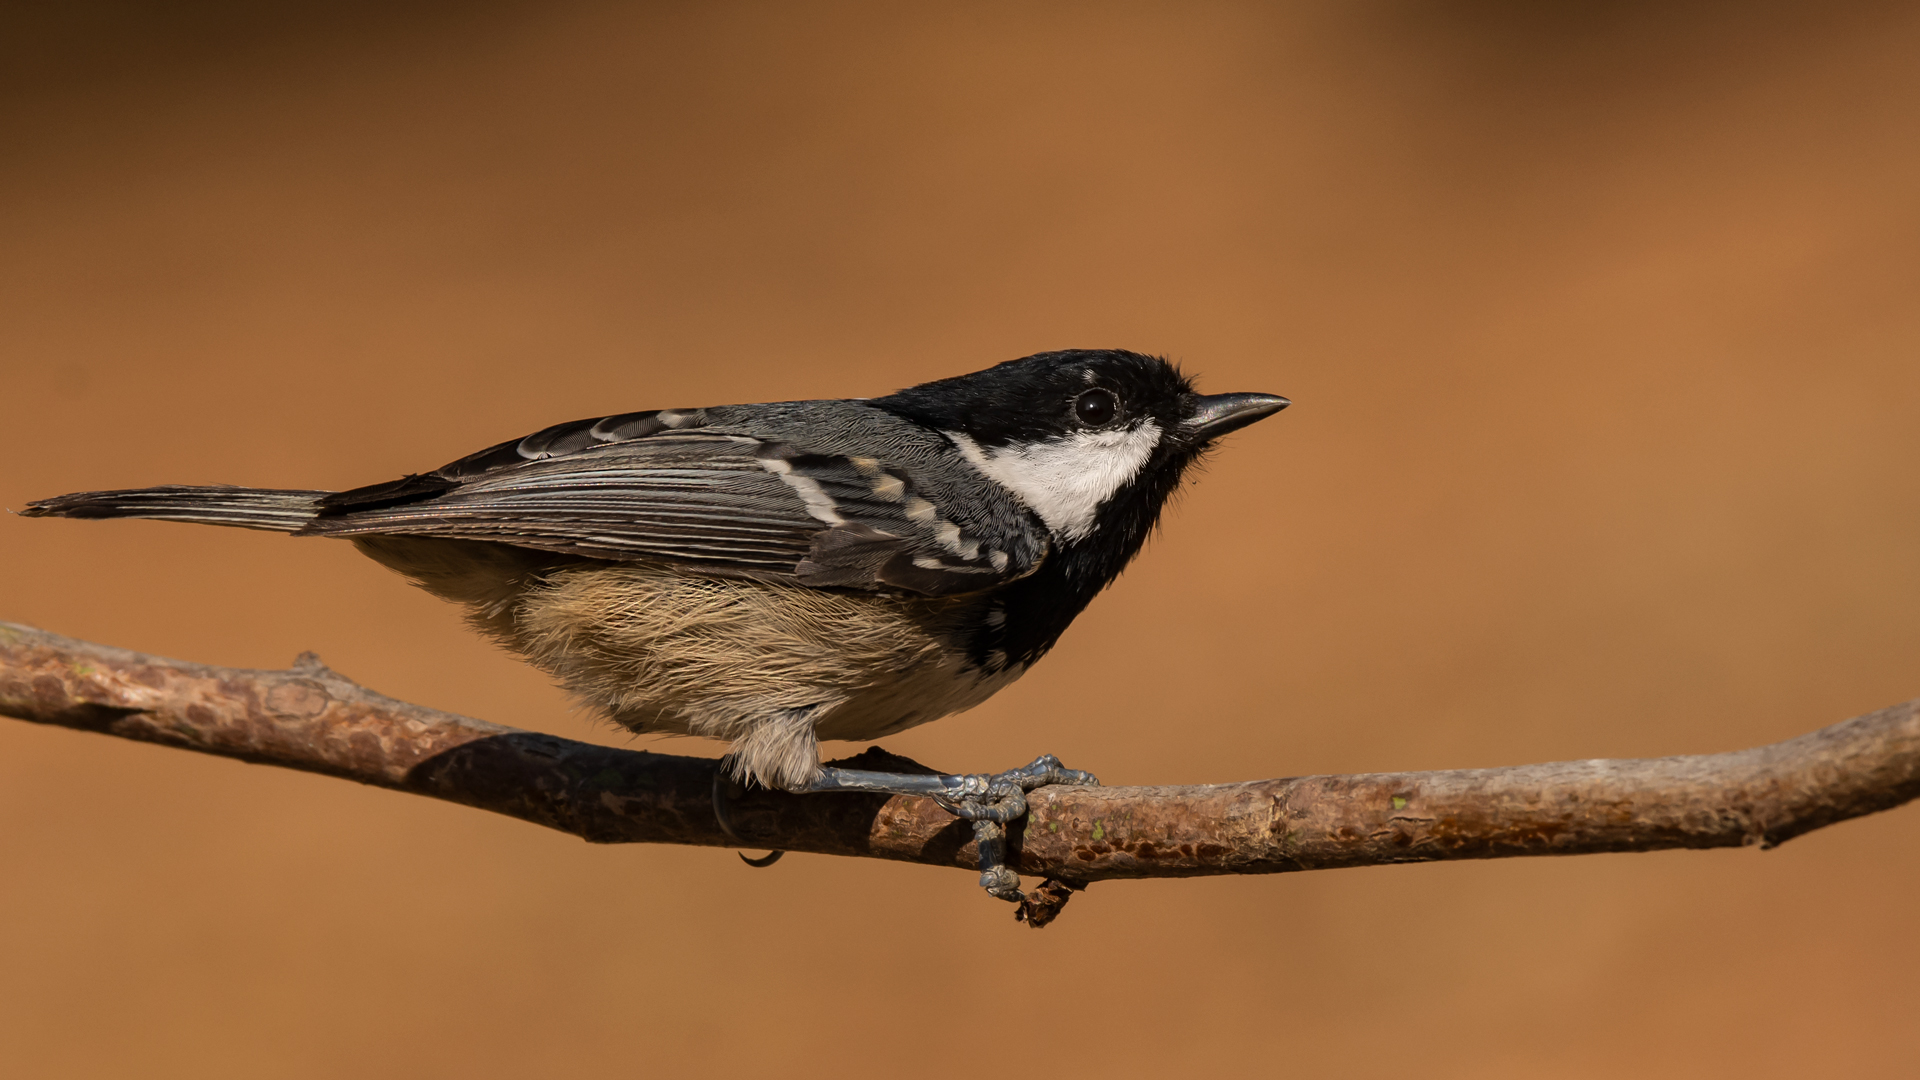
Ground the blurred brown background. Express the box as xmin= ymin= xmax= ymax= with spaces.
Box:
xmin=4 ymin=2 xmax=1919 ymax=1076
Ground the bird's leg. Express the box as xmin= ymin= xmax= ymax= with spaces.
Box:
xmin=799 ymin=754 xmax=1099 ymax=902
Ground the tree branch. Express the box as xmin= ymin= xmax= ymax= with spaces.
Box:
xmin=4 ymin=620 xmax=1917 ymax=907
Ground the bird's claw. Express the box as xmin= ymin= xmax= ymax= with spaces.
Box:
xmin=935 ymin=754 xmax=1100 ymax=905
xmin=767 ymin=751 xmax=1100 ymax=912
xmin=712 ymin=767 xmax=785 ymax=868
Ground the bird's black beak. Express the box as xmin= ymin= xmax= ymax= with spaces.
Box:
xmin=1181 ymin=392 xmax=1290 ymax=442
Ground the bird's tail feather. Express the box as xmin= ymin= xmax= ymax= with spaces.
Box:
xmin=22 ymin=485 xmax=330 ymax=533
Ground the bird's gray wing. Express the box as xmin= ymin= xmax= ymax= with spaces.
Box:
xmin=299 ymin=407 xmax=1047 ymax=597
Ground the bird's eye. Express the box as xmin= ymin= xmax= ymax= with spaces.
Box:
xmin=1074 ymin=388 xmax=1118 ymax=426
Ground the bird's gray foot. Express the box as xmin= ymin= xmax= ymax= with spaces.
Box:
xmin=803 ymin=754 xmax=1100 ymax=903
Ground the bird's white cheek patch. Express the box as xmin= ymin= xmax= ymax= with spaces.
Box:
xmin=947 ymin=423 xmax=1162 ymax=541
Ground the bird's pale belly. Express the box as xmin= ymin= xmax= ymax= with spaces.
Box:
xmin=353 ymin=536 xmax=1025 ymax=787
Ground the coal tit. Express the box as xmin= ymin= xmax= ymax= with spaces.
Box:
xmin=27 ymin=349 xmax=1286 ymax=898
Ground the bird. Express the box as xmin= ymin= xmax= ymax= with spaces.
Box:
xmin=25 ymin=348 xmax=1288 ymax=901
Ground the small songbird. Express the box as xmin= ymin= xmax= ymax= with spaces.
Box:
xmin=27 ymin=349 xmax=1287 ymax=901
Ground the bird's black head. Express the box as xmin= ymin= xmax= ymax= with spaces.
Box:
xmin=877 ymin=348 xmax=1287 ymax=554
xmin=878 ymin=349 xmax=1286 ymax=667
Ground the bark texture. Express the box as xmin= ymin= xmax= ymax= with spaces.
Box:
xmin=4 ymin=621 xmax=1917 ymax=886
